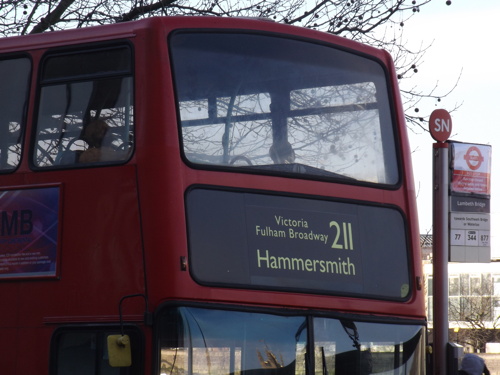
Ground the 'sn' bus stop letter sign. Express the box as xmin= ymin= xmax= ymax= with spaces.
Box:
xmin=429 ymin=109 xmax=452 ymax=142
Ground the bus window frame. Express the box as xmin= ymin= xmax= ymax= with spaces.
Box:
xmin=0 ymin=53 xmax=32 ymax=174
xmin=169 ymin=29 xmax=403 ymax=190
xmin=30 ymin=41 xmax=136 ymax=171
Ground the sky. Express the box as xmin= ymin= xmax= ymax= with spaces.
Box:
xmin=400 ymin=1 xmax=500 ymax=258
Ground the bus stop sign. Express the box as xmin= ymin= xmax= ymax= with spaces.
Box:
xmin=429 ymin=109 xmax=452 ymax=142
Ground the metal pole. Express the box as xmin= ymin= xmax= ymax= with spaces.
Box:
xmin=433 ymin=142 xmax=449 ymax=375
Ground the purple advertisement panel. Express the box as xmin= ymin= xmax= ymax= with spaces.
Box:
xmin=0 ymin=187 xmax=60 ymax=279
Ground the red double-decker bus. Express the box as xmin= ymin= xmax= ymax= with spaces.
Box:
xmin=0 ymin=16 xmax=425 ymax=374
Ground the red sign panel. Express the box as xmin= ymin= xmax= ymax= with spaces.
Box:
xmin=451 ymin=143 xmax=492 ymax=196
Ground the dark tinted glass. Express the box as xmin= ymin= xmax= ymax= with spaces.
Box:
xmin=42 ymin=47 xmax=131 ymax=82
xmin=0 ymin=57 xmax=30 ymax=171
xmin=51 ymin=327 xmax=142 ymax=374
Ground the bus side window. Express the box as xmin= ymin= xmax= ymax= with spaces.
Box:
xmin=0 ymin=57 xmax=30 ymax=172
xmin=50 ymin=326 xmax=142 ymax=375
xmin=33 ymin=46 xmax=134 ymax=169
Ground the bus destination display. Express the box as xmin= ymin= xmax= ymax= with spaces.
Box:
xmin=186 ymin=188 xmax=410 ymax=300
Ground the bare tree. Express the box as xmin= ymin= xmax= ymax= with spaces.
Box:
xmin=0 ymin=0 xmax=455 ymax=127
xmin=457 ymin=296 xmax=500 ymax=352
xmin=449 ymin=273 xmax=500 ymax=352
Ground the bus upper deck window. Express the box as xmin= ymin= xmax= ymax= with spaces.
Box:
xmin=171 ymin=33 xmax=399 ymax=185
xmin=33 ymin=46 xmax=134 ymax=168
xmin=0 ymin=57 xmax=30 ymax=172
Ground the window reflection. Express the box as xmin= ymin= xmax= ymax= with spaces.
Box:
xmin=158 ymin=307 xmax=425 ymax=375
xmin=171 ymin=33 xmax=398 ymax=185
xmin=159 ymin=308 xmax=307 ymax=375
xmin=314 ymin=318 xmax=424 ymax=375
xmin=34 ymin=46 xmax=134 ymax=168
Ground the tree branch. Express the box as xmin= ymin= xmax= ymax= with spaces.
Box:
xmin=119 ymin=0 xmax=177 ymax=22
xmin=29 ymin=0 xmax=77 ymax=34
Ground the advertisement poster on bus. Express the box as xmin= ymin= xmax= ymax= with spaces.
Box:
xmin=0 ymin=187 xmax=60 ymax=279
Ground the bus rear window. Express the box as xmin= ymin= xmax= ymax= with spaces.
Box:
xmin=170 ymin=32 xmax=398 ymax=185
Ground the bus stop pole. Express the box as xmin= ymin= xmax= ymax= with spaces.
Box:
xmin=432 ymin=142 xmax=449 ymax=375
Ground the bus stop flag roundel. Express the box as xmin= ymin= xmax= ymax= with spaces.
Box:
xmin=429 ymin=109 xmax=452 ymax=142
